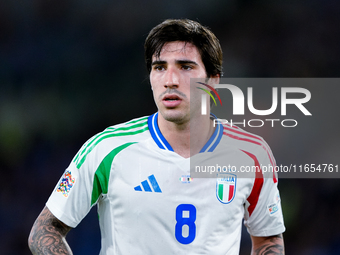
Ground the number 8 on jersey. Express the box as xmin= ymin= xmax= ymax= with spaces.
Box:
xmin=175 ymin=204 xmax=197 ymax=244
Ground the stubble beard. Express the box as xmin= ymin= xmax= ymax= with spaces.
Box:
xmin=159 ymin=108 xmax=190 ymax=125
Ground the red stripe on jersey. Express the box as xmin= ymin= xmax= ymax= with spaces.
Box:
xmin=224 ymin=125 xmax=262 ymax=140
xmin=224 ymin=122 xmax=241 ymax=129
xmin=229 ymin=185 xmax=234 ymax=201
xmin=241 ymin=150 xmax=264 ymax=217
xmin=223 ymin=125 xmax=278 ymax=183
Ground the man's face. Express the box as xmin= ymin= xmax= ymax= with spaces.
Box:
xmin=150 ymin=41 xmax=208 ymax=124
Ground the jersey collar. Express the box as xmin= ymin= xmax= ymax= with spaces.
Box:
xmin=147 ymin=112 xmax=223 ymax=153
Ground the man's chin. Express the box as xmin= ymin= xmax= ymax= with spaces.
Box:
xmin=160 ymin=111 xmax=189 ymax=124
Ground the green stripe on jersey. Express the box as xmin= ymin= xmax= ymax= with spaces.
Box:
xmin=118 ymin=116 xmax=148 ymax=125
xmin=91 ymin=142 xmax=136 ymax=206
xmin=105 ymin=121 xmax=147 ymax=132
xmin=74 ymin=117 xmax=148 ymax=169
xmin=73 ymin=117 xmax=148 ymax=164
xmin=218 ymin=184 xmax=224 ymax=201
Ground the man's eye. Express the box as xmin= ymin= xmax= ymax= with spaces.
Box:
xmin=182 ymin=65 xmax=193 ymax=70
xmin=154 ymin=65 xmax=165 ymax=71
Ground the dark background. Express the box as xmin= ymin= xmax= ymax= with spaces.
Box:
xmin=1 ymin=0 xmax=340 ymax=254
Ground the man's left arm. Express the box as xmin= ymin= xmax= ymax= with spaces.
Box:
xmin=251 ymin=234 xmax=284 ymax=255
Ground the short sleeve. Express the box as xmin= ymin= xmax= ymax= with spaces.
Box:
xmin=243 ymin=146 xmax=285 ymax=237
xmin=46 ymin=145 xmax=100 ymax=228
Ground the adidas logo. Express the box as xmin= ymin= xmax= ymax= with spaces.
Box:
xmin=134 ymin=174 xmax=162 ymax=193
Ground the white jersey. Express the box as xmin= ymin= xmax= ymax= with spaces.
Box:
xmin=46 ymin=112 xmax=285 ymax=255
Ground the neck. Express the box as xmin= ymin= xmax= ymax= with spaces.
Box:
xmin=157 ymin=113 xmax=214 ymax=158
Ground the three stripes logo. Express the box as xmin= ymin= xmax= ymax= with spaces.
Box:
xmin=134 ymin=174 xmax=162 ymax=193
xmin=197 ymin=82 xmax=222 ymax=115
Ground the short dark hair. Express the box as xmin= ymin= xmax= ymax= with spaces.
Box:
xmin=144 ymin=19 xmax=223 ymax=78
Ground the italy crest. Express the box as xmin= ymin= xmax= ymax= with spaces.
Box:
xmin=216 ymin=173 xmax=237 ymax=204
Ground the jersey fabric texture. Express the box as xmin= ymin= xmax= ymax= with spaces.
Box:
xmin=46 ymin=112 xmax=285 ymax=255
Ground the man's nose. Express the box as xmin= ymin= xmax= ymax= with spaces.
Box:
xmin=164 ymin=67 xmax=179 ymax=88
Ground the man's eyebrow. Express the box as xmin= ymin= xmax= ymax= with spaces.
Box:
xmin=151 ymin=60 xmax=199 ymax=66
xmin=151 ymin=60 xmax=166 ymax=66
xmin=176 ymin=60 xmax=198 ymax=65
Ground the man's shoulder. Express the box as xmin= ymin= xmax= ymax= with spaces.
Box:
xmin=107 ymin=115 xmax=150 ymax=131
xmin=97 ymin=115 xmax=151 ymax=144
xmin=220 ymin=122 xmax=273 ymax=156
xmin=72 ymin=115 xmax=151 ymax=169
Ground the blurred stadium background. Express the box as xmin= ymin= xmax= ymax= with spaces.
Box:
xmin=1 ymin=0 xmax=340 ymax=254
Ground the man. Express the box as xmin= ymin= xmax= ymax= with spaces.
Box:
xmin=29 ymin=19 xmax=285 ymax=254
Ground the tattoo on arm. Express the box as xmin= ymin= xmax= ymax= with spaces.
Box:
xmin=253 ymin=234 xmax=284 ymax=255
xmin=28 ymin=206 xmax=73 ymax=255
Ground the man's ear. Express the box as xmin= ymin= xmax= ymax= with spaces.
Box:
xmin=208 ymin=74 xmax=220 ymax=88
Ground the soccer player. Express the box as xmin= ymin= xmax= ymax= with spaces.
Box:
xmin=29 ymin=19 xmax=285 ymax=254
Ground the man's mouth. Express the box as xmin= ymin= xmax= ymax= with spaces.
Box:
xmin=163 ymin=95 xmax=181 ymax=101
xmin=162 ymin=94 xmax=182 ymax=107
